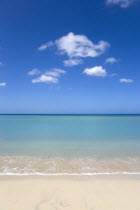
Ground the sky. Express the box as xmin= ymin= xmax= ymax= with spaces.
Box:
xmin=0 ymin=0 xmax=140 ymax=114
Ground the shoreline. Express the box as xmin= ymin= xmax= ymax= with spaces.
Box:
xmin=1 ymin=174 xmax=140 ymax=182
xmin=1 ymin=173 xmax=140 ymax=177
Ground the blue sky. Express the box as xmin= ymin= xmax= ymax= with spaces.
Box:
xmin=0 ymin=0 xmax=140 ymax=114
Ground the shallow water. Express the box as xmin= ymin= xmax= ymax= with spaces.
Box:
xmin=0 ymin=114 xmax=140 ymax=175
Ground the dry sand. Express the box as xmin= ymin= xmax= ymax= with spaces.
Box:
xmin=0 ymin=175 xmax=140 ymax=210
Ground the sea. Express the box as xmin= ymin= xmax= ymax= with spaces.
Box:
xmin=0 ymin=114 xmax=140 ymax=175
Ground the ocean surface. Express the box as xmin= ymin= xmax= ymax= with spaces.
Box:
xmin=0 ymin=114 xmax=140 ymax=175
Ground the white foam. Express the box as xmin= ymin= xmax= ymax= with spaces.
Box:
xmin=0 ymin=172 xmax=140 ymax=176
xmin=0 ymin=156 xmax=140 ymax=176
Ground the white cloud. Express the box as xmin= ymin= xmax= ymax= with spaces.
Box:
xmin=45 ymin=68 xmax=65 ymax=77
xmin=0 ymin=82 xmax=6 ymax=86
xmin=106 ymin=0 xmax=135 ymax=8
xmin=83 ymin=66 xmax=107 ymax=77
xmin=111 ymin=73 xmax=118 ymax=76
xmin=120 ymin=78 xmax=134 ymax=83
xmin=32 ymin=75 xmax=58 ymax=83
xmin=55 ymin=32 xmax=110 ymax=58
xmin=63 ymin=58 xmax=83 ymax=66
xmin=28 ymin=68 xmax=41 ymax=75
xmin=106 ymin=57 xmax=118 ymax=64
xmin=0 ymin=62 xmax=3 ymax=66
xmin=38 ymin=41 xmax=54 ymax=51
xmin=38 ymin=33 xmax=110 ymax=66
xmin=32 ymin=68 xmax=66 ymax=84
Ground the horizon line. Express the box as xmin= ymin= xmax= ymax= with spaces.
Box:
xmin=0 ymin=113 xmax=140 ymax=115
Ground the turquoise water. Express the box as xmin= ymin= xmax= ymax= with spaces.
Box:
xmin=0 ymin=114 xmax=140 ymax=175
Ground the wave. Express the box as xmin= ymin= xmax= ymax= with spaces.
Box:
xmin=0 ymin=156 xmax=140 ymax=175
xmin=0 ymin=172 xmax=140 ymax=176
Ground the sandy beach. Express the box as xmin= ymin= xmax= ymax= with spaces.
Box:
xmin=0 ymin=175 xmax=140 ymax=210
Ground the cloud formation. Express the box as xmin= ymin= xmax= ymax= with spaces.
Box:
xmin=106 ymin=0 xmax=136 ymax=8
xmin=38 ymin=32 xmax=110 ymax=66
xmin=106 ymin=57 xmax=118 ymax=64
xmin=120 ymin=78 xmax=134 ymax=83
xmin=111 ymin=73 xmax=118 ymax=76
xmin=31 ymin=68 xmax=66 ymax=84
xmin=28 ymin=68 xmax=41 ymax=75
xmin=45 ymin=68 xmax=65 ymax=77
xmin=0 ymin=82 xmax=6 ymax=86
xmin=55 ymin=32 xmax=110 ymax=58
xmin=83 ymin=66 xmax=107 ymax=77
xmin=32 ymin=75 xmax=58 ymax=83
xmin=38 ymin=41 xmax=54 ymax=51
xmin=63 ymin=58 xmax=83 ymax=66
